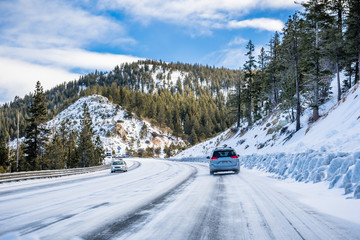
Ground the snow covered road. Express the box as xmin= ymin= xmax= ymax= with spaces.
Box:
xmin=1 ymin=158 xmax=359 ymax=240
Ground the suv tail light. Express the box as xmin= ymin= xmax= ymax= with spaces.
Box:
xmin=231 ymin=155 xmax=238 ymax=159
xmin=210 ymin=157 xmax=218 ymax=160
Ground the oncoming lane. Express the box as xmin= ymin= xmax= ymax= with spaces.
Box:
xmin=0 ymin=159 xmax=195 ymax=239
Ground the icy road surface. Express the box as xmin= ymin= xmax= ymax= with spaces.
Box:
xmin=1 ymin=158 xmax=360 ymax=240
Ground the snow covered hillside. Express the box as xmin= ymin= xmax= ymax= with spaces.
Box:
xmin=175 ymin=81 xmax=360 ymax=199
xmin=47 ymin=95 xmax=185 ymax=159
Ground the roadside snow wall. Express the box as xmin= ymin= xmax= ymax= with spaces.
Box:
xmin=240 ymin=150 xmax=360 ymax=199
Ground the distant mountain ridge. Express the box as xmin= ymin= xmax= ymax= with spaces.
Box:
xmin=1 ymin=60 xmax=239 ymax=142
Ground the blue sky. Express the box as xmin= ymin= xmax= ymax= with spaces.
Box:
xmin=0 ymin=0 xmax=302 ymax=103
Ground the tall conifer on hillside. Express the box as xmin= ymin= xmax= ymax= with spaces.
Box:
xmin=94 ymin=135 xmax=105 ymax=166
xmin=345 ymin=0 xmax=360 ymax=84
xmin=257 ymin=47 xmax=270 ymax=115
xmin=302 ymin=0 xmax=333 ymax=121
xmin=243 ymin=40 xmax=257 ymax=126
xmin=46 ymin=132 xmax=65 ymax=169
xmin=77 ymin=103 xmax=95 ymax=167
xmin=0 ymin=136 xmax=9 ymax=172
xmin=228 ymin=71 xmax=244 ymax=128
xmin=281 ymin=13 xmax=306 ymax=131
xmin=324 ymin=0 xmax=346 ymax=101
xmin=24 ymin=81 xmax=49 ymax=170
xmin=267 ymin=32 xmax=281 ymax=109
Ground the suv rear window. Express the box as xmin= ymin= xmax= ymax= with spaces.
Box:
xmin=113 ymin=161 xmax=125 ymax=165
xmin=213 ymin=150 xmax=236 ymax=158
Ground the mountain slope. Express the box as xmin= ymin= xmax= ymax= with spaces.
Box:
xmin=175 ymin=81 xmax=360 ymax=198
xmin=176 ymin=80 xmax=360 ymax=156
xmin=47 ymin=95 xmax=185 ymax=159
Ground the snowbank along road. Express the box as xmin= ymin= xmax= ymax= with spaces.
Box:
xmin=0 ymin=158 xmax=360 ymax=240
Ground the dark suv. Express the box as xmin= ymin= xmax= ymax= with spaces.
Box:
xmin=207 ymin=147 xmax=240 ymax=175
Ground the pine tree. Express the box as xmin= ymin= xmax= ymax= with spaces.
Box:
xmin=267 ymin=32 xmax=281 ymax=108
xmin=176 ymin=78 xmax=183 ymax=94
xmin=67 ymin=130 xmax=78 ymax=168
xmin=183 ymin=114 xmax=193 ymax=136
xmin=189 ymin=128 xmax=198 ymax=145
xmin=172 ymin=108 xmax=182 ymax=137
xmin=46 ymin=132 xmax=65 ymax=169
xmin=15 ymin=142 xmax=27 ymax=172
xmin=94 ymin=136 xmax=105 ymax=166
xmin=258 ymin=47 xmax=269 ymax=115
xmin=228 ymin=71 xmax=244 ymax=128
xmin=325 ymin=0 xmax=346 ymax=101
xmin=302 ymin=0 xmax=333 ymax=121
xmin=58 ymin=120 xmax=70 ymax=167
xmin=77 ymin=103 xmax=95 ymax=167
xmin=140 ymin=123 xmax=148 ymax=139
xmin=282 ymin=13 xmax=305 ymax=131
xmin=24 ymin=81 xmax=49 ymax=170
xmin=0 ymin=136 xmax=9 ymax=172
xmin=243 ymin=40 xmax=257 ymax=126
xmin=156 ymin=101 xmax=165 ymax=127
xmin=344 ymin=0 xmax=360 ymax=84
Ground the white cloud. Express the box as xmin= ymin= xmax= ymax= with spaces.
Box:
xmin=0 ymin=0 xmax=133 ymax=49
xmin=204 ymin=44 xmax=265 ymax=70
xmin=0 ymin=0 xmax=296 ymax=103
xmin=100 ymin=0 xmax=298 ymax=31
xmin=227 ymin=18 xmax=284 ymax=32
xmin=228 ymin=37 xmax=248 ymax=46
xmin=0 ymin=47 xmax=143 ymax=103
xmin=0 ymin=57 xmax=79 ymax=103
xmin=202 ymin=48 xmax=246 ymax=70
xmin=0 ymin=46 xmax=142 ymax=72
xmin=0 ymin=0 xmax=141 ymax=103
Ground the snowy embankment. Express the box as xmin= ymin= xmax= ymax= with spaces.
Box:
xmin=238 ymin=81 xmax=360 ymax=199
xmin=242 ymin=150 xmax=360 ymax=199
xmin=176 ymin=79 xmax=360 ymax=199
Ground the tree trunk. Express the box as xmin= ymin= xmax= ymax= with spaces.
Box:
xmin=247 ymin=101 xmax=252 ymax=127
xmin=237 ymin=79 xmax=242 ymax=128
xmin=273 ymin=77 xmax=278 ymax=107
xmin=348 ymin=62 xmax=352 ymax=88
xmin=313 ymin=107 xmax=319 ymax=121
xmin=356 ymin=60 xmax=359 ymax=84
xmin=16 ymin=111 xmax=20 ymax=171
xmin=237 ymin=96 xmax=241 ymax=128
xmin=237 ymin=102 xmax=241 ymax=128
xmin=248 ymin=75 xmax=253 ymax=127
xmin=295 ymin=57 xmax=301 ymax=131
xmin=336 ymin=57 xmax=341 ymax=101
xmin=313 ymin=22 xmax=320 ymax=122
xmin=313 ymin=65 xmax=320 ymax=122
xmin=358 ymin=52 xmax=360 ymax=83
xmin=8 ymin=138 xmax=11 ymax=165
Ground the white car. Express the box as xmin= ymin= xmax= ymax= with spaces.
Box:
xmin=110 ymin=159 xmax=128 ymax=173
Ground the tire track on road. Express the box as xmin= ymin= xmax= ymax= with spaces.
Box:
xmin=84 ymin=164 xmax=197 ymax=240
xmin=0 ymin=160 xmax=190 ymax=238
xmin=240 ymin=172 xmax=360 ymax=240
xmin=188 ymin=175 xmax=224 ymax=240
